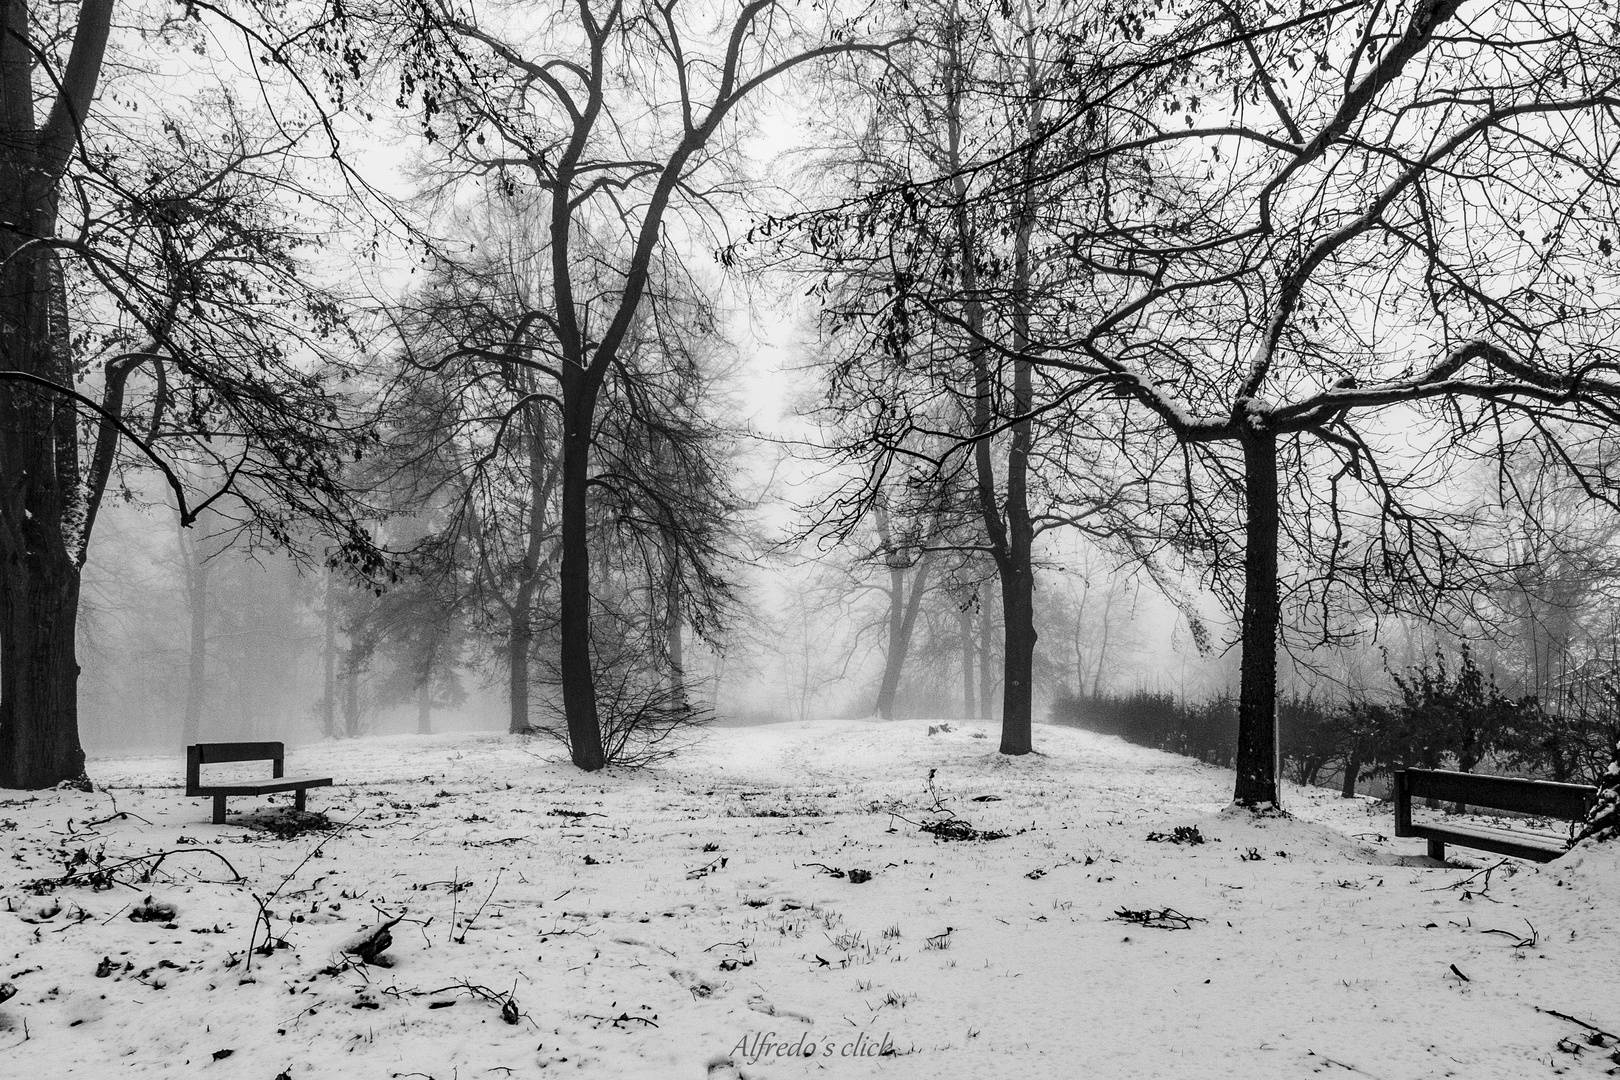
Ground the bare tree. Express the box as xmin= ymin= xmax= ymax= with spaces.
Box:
xmin=785 ymin=0 xmax=1150 ymax=752
xmin=378 ymin=0 xmax=899 ymax=768
xmin=985 ymin=0 xmax=1620 ymax=806
xmin=0 ymin=1 xmax=383 ymax=787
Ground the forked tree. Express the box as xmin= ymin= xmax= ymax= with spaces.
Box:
xmin=382 ymin=0 xmax=900 ymax=768
xmin=789 ymin=0 xmax=1154 ymax=753
xmin=785 ymin=0 xmax=1620 ymax=808
xmin=985 ymin=0 xmax=1620 ymax=805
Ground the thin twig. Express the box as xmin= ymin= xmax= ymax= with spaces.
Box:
xmin=454 ymin=869 xmax=504 ymax=944
xmin=1537 ymin=1007 xmax=1620 ymax=1042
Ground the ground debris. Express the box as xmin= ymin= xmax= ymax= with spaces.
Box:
xmin=127 ymin=895 xmax=178 ymax=923
xmin=243 ymin=809 xmax=336 ymax=840
xmin=919 ymin=819 xmax=1008 ymax=842
xmin=338 ymin=916 xmax=403 ymax=966
xmin=1112 ymin=907 xmax=1205 ymax=930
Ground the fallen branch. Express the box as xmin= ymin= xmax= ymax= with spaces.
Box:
xmin=1537 ymin=1007 xmax=1620 ymax=1044
xmin=1112 ymin=907 xmax=1205 ymax=930
xmin=246 ymin=809 xmax=365 ymax=973
xmin=1424 ymin=859 xmax=1509 ymax=895
xmin=584 ymin=1011 xmax=658 ymax=1028
xmin=33 ymin=847 xmax=242 ymax=893
xmin=429 ymin=980 xmax=530 ymax=1026
xmin=1481 ymin=919 xmax=1538 ymax=949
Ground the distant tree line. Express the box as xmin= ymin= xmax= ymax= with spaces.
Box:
xmin=1054 ymin=643 xmax=1620 ymax=796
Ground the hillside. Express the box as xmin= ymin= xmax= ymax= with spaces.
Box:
xmin=1 ymin=720 xmax=1615 ymax=1078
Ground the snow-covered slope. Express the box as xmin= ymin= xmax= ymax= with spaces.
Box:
xmin=1 ymin=720 xmax=1614 ymax=1078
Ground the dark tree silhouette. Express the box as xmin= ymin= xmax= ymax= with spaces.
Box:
xmin=0 ymin=1 xmax=382 ymax=787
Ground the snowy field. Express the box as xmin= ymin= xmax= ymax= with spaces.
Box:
xmin=1 ymin=719 xmax=1616 ymax=1079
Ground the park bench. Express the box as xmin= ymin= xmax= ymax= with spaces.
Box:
xmin=1392 ymin=768 xmax=1596 ymax=863
xmin=186 ymin=742 xmax=332 ymax=825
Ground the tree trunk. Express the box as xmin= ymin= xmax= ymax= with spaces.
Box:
xmin=416 ymin=680 xmax=432 ymax=735
xmin=510 ymin=395 xmax=551 ymax=736
xmin=0 ymin=220 xmax=82 ymax=788
xmin=959 ymin=605 xmax=975 ymax=720
xmin=508 ymin=601 xmax=531 ymax=734
xmin=979 ymin=580 xmax=997 ymax=721
xmin=321 ymin=576 xmax=337 ymax=739
xmin=0 ymin=542 xmax=85 ymax=787
xmin=996 ymin=52 xmax=1040 ymax=758
xmin=1233 ymin=426 xmax=1280 ymax=807
xmin=1340 ymin=739 xmax=1361 ymax=798
xmin=996 ymin=358 xmax=1035 ymax=754
xmin=875 ymin=554 xmax=932 ymax=720
xmin=998 ymin=554 xmax=1035 ymax=755
xmin=1091 ymin=590 xmax=1114 ymax=699
xmin=665 ymin=542 xmax=687 ymax=713
xmin=181 ymin=524 xmax=209 ymax=747
xmin=666 ymin=607 xmax=687 ymax=713
xmin=558 ymin=417 xmax=605 ymax=769
xmin=0 ymin=0 xmax=112 ymax=791
xmin=342 ymin=654 xmax=361 ymax=739
xmin=0 ymin=182 xmax=81 ymax=789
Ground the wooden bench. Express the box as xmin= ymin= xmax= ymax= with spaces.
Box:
xmin=1393 ymin=768 xmax=1596 ymax=863
xmin=186 ymin=742 xmax=332 ymax=825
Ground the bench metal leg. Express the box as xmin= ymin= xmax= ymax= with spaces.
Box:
xmin=1426 ymin=838 xmax=1446 ymax=862
xmin=213 ymin=794 xmax=227 ymax=825
xmin=295 ymin=788 xmax=307 ymax=814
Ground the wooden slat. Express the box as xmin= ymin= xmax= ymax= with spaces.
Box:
xmin=193 ymin=776 xmax=332 ymax=797
xmin=1409 ymin=822 xmax=1569 ymax=863
xmin=191 ymin=742 xmax=285 ymax=765
xmin=1403 ymin=769 xmax=1595 ymax=820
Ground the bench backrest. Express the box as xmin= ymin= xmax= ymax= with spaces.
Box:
xmin=1395 ymin=768 xmax=1595 ymax=829
xmin=186 ymin=742 xmax=284 ymax=796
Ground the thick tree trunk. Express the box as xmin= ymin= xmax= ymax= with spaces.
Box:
xmin=996 ymin=353 xmax=1035 ymax=755
xmin=558 ymin=419 xmax=605 ymax=769
xmin=998 ymin=554 xmax=1035 ymax=755
xmin=0 ymin=544 xmax=85 ymax=787
xmin=0 ymin=220 xmax=85 ymax=791
xmin=1233 ymin=427 xmax=1280 ymax=807
xmin=997 ymin=71 xmax=1039 ymax=757
xmin=0 ymin=0 xmax=115 ymax=790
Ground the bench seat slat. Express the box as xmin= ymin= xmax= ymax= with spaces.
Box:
xmin=1407 ymin=821 xmax=1569 ymax=863
xmin=192 ymin=776 xmax=333 ymax=797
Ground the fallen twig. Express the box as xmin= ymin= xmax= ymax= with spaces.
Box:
xmin=1424 ymin=859 xmax=1509 ymax=895
xmin=1481 ymin=919 xmax=1538 ymax=949
xmin=246 ymin=809 xmax=365 ymax=973
xmin=454 ymin=869 xmax=504 ymax=944
xmin=1113 ymin=907 xmax=1205 ymax=930
xmin=1537 ymin=1007 xmax=1620 ymax=1044
xmin=686 ymin=856 xmax=727 ymax=880
xmin=35 ymin=847 xmax=242 ymax=893
xmin=429 ymin=980 xmax=531 ymax=1026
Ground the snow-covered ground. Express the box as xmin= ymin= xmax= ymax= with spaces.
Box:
xmin=1 ymin=719 xmax=1616 ymax=1079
